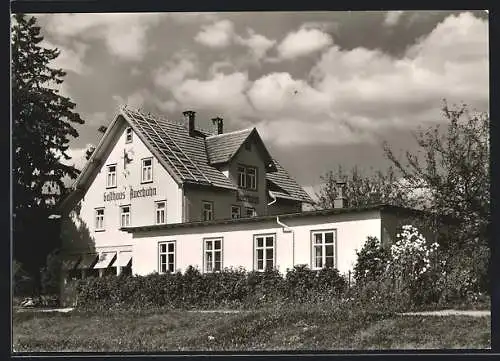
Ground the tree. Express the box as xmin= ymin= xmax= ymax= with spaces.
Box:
xmin=315 ymin=165 xmax=411 ymax=210
xmin=12 ymin=14 xmax=84 ymax=294
xmin=383 ymin=102 xmax=489 ymax=291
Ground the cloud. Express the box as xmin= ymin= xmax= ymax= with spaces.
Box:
xmin=40 ymin=13 xmax=163 ymax=61
xmin=248 ymin=72 xmax=330 ymax=118
xmin=41 ymin=39 xmax=89 ymax=75
xmin=153 ymin=51 xmax=199 ymax=90
xmin=276 ymin=27 xmax=333 ymax=60
xmin=194 ymin=19 xmax=235 ymax=48
xmin=172 ymin=72 xmax=253 ymax=118
xmin=235 ymin=29 xmax=276 ymax=61
xmin=310 ymin=11 xmax=488 ymax=127
xmin=112 ymin=90 xmax=152 ymax=109
xmin=384 ymin=11 xmax=405 ymax=27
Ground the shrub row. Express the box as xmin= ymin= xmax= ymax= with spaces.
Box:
xmin=73 ymin=265 xmax=347 ymax=310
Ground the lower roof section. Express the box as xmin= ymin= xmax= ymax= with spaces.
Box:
xmin=121 ymin=204 xmax=430 ymax=233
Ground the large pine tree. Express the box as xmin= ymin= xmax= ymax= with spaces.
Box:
xmin=11 ymin=14 xmax=84 ymax=293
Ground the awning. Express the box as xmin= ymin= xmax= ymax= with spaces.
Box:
xmin=76 ymin=253 xmax=98 ymax=270
xmin=117 ymin=251 xmax=132 ymax=267
xmin=93 ymin=252 xmax=117 ymax=269
xmin=61 ymin=254 xmax=81 ymax=271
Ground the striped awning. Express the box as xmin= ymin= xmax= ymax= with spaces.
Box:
xmin=117 ymin=251 xmax=132 ymax=267
xmin=61 ymin=254 xmax=81 ymax=271
xmin=76 ymin=253 xmax=98 ymax=270
xmin=93 ymin=252 xmax=117 ymax=269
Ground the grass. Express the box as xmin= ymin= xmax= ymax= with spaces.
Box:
xmin=13 ymin=305 xmax=491 ymax=352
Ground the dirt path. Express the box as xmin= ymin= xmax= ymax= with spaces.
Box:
xmin=398 ymin=309 xmax=490 ymax=317
xmin=15 ymin=307 xmax=74 ymax=313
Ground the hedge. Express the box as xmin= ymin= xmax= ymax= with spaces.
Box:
xmin=73 ymin=265 xmax=347 ymax=310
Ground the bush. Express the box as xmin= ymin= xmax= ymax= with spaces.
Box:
xmin=353 ymin=236 xmax=390 ymax=285
xmin=73 ymin=265 xmax=347 ymax=310
xmin=41 ymin=250 xmax=62 ymax=295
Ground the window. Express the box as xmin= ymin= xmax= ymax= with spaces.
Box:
xmin=202 ymin=201 xmax=213 ymax=221
xmin=95 ymin=208 xmax=105 ymax=231
xmin=245 ymin=207 xmax=257 ymax=218
xmin=120 ymin=205 xmax=131 ymax=227
xmin=246 ymin=167 xmax=257 ymax=190
xmin=231 ymin=205 xmax=241 ymax=219
xmin=159 ymin=241 xmax=175 ymax=273
xmin=106 ymin=164 xmax=117 ymax=188
xmin=254 ymin=234 xmax=275 ymax=271
xmin=156 ymin=201 xmax=166 ymax=224
xmin=311 ymin=230 xmax=336 ymax=269
xmin=141 ymin=158 xmax=153 ymax=183
xmin=244 ymin=141 xmax=251 ymax=151
xmin=125 ymin=127 xmax=133 ymax=143
xmin=204 ymin=238 xmax=222 ymax=272
xmin=237 ymin=166 xmax=246 ymax=188
xmin=237 ymin=165 xmax=257 ymax=190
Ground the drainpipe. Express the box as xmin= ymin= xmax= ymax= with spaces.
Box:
xmin=268 ymin=191 xmax=277 ymax=206
xmin=276 ymin=216 xmax=295 ymax=268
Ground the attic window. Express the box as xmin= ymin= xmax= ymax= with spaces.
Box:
xmin=125 ymin=127 xmax=133 ymax=143
xmin=244 ymin=141 xmax=251 ymax=151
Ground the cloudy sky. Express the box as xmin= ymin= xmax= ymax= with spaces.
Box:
xmin=33 ymin=10 xmax=489 ymax=197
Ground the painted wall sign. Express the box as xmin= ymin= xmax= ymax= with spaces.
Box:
xmin=103 ymin=186 xmax=157 ymax=202
xmin=237 ymin=193 xmax=259 ymax=204
xmin=130 ymin=186 xmax=157 ymax=200
xmin=104 ymin=191 xmax=126 ymax=202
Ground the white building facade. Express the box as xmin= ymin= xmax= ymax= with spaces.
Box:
xmin=57 ymin=106 xmax=428 ymax=284
xmin=58 ymin=106 xmax=314 ymax=279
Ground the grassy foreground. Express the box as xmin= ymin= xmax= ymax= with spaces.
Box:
xmin=13 ymin=306 xmax=491 ymax=352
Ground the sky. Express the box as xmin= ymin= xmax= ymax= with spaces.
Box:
xmin=32 ymin=10 xmax=489 ymax=198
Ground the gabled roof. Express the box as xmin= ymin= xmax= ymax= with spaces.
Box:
xmin=266 ymin=159 xmax=314 ymax=204
xmin=205 ymin=128 xmax=253 ymax=164
xmin=61 ymin=106 xmax=312 ymax=210
xmin=205 ymin=128 xmax=276 ymax=171
xmin=121 ymin=107 xmax=235 ymax=189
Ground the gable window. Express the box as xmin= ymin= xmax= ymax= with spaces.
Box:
xmin=156 ymin=201 xmax=166 ymax=224
xmin=237 ymin=166 xmax=246 ymax=188
xmin=120 ymin=205 xmax=131 ymax=227
xmin=237 ymin=165 xmax=257 ymax=190
xmin=125 ymin=127 xmax=133 ymax=143
xmin=245 ymin=207 xmax=257 ymax=218
xmin=159 ymin=241 xmax=175 ymax=273
xmin=231 ymin=205 xmax=241 ymax=219
xmin=246 ymin=167 xmax=257 ymax=190
xmin=254 ymin=234 xmax=275 ymax=271
xmin=141 ymin=158 xmax=153 ymax=183
xmin=95 ymin=208 xmax=105 ymax=231
xmin=202 ymin=201 xmax=214 ymax=221
xmin=311 ymin=230 xmax=336 ymax=269
xmin=106 ymin=164 xmax=117 ymax=188
xmin=204 ymin=238 xmax=222 ymax=273
xmin=244 ymin=141 xmax=251 ymax=151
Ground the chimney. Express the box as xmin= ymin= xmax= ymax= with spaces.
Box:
xmin=183 ymin=110 xmax=196 ymax=136
xmin=212 ymin=117 xmax=224 ymax=135
xmin=333 ymin=181 xmax=348 ymax=209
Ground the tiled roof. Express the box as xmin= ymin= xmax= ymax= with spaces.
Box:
xmin=121 ymin=107 xmax=236 ymax=190
xmin=112 ymin=106 xmax=311 ymax=199
xmin=205 ymin=128 xmax=254 ymax=164
xmin=266 ymin=159 xmax=314 ymax=203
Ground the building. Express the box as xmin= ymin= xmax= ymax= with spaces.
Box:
xmin=58 ymin=106 xmax=433 ymax=283
xmin=58 ymin=106 xmax=313 ymax=279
